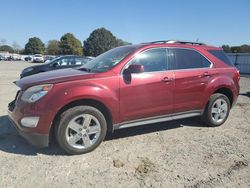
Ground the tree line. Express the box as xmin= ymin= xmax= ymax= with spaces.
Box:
xmin=1 ymin=29 xmax=250 ymax=56
xmin=0 ymin=27 xmax=131 ymax=57
xmin=222 ymin=44 xmax=250 ymax=53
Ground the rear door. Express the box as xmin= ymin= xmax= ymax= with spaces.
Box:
xmin=119 ymin=48 xmax=174 ymax=122
xmin=170 ymin=48 xmax=215 ymax=113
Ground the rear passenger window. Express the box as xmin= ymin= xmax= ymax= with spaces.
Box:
xmin=59 ymin=58 xmax=69 ymax=66
xmin=208 ymin=50 xmax=234 ymax=67
xmin=55 ymin=57 xmax=73 ymax=66
xmin=129 ymin=48 xmax=168 ymax=72
xmin=173 ymin=49 xmax=211 ymax=69
xmin=75 ymin=58 xmax=89 ymax=65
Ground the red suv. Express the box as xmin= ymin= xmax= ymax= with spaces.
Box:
xmin=8 ymin=41 xmax=240 ymax=154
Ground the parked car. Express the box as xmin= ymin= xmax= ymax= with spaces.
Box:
xmin=24 ymin=56 xmax=33 ymax=61
xmin=11 ymin=54 xmax=22 ymax=61
xmin=8 ymin=40 xmax=240 ymax=154
xmin=33 ymin=54 xmax=44 ymax=63
xmin=0 ymin=55 xmax=4 ymax=61
xmin=20 ymin=55 xmax=91 ymax=78
xmin=5 ymin=55 xmax=20 ymax=61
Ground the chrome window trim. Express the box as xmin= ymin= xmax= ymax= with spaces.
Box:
xmin=120 ymin=47 xmax=214 ymax=75
xmin=120 ymin=47 xmax=170 ymax=75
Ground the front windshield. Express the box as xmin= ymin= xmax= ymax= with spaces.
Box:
xmin=80 ymin=46 xmax=138 ymax=73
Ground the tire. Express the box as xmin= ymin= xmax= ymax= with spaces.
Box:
xmin=56 ymin=106 xmax=107 ymax=155
xmin=202 ymin=93 xmax=230 ymax=127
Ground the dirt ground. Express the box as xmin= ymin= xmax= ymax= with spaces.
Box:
xmin=0 ymin=61 xmax=249 ymax=188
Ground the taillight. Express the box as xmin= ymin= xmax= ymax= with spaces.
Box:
xmin=234 ymin=69 xmax=240 ymax=82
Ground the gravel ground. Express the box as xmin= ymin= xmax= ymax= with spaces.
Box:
xmin=0 ymin=61 xmax=249 ymax=188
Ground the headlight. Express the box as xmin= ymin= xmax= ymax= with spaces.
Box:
xmin=23 ymin=67 xmax=34 ymax=73
xmin=21 ymin=84 xmax=53 ymax=103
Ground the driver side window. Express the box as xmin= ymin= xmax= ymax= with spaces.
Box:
xmin=59 ymin=58 xmax=70 ymax=66
xmin=129 ymin=48 xmax=168 ymax=72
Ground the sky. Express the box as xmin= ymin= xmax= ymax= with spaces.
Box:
xmin=1 ymin=0 xmax=250 ymax=48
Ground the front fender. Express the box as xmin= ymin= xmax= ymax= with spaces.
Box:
xmin=36 ymin=77 xmax=120 ymax=132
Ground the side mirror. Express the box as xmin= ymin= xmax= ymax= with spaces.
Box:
xmin=123 ymin=64 xmax=144 ymax=84
xmin=52 ymin=63 xmax=59 ymax=67
xmin=125 ymin=64 xmax=144 ymax=74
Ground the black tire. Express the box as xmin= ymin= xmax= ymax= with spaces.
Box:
xmin=202 ymin=93 xmax=230 ymax=127
xmin=56 ymin=106 xmax=107 ymax=155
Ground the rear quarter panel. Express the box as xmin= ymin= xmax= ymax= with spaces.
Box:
xmin=200 ymin=68 xmax=239 ymax=110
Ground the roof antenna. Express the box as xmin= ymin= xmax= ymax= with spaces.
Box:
xmin=195 ymin=38 xmax=199 ymax=42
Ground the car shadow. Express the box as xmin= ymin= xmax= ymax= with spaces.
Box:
xmin=0 ymin=115 xmax=207 ymax=156
xmin=0 ymin=115 xmax=66 ymax=156
xmin=240 ymin=91 xmax=250 ymax=98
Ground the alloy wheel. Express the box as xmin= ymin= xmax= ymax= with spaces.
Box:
xmin=211 ymin=98 xmax=228 ymax=123
xmin=65 ymin=114 xmax=101 ymax=149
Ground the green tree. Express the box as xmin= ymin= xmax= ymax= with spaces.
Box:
xmin=222 ymin=44 xmax=250 ymax=53
xmin=84 ymin=27 xmax=119 ymax=56
xmin=231 ymin=46 xmax=241 ymax=53
xmin=24 ymin=37 xmax=45 ymax=54
xmin=0 ymin=45 xmax=14 ymax=53
xmin=240 ymin=44 xmax=250 ymax=53
xmin=47 ymin=40 xmax=60 ymax=55
xmin=222 ymin=45 xmax=231 ymax=53
xmin=59 ymin=33 xmax=82 ymax=55
xmin=117 ymin=39 xmax=132 ymax=46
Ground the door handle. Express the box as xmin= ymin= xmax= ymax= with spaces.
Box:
xmin=161 ymin=77 xmax=173 ymax=83
xmin=199 ymin=72 xmax=211 ymax=78
xmin=204 ymin=72 xmax=210 ymax=76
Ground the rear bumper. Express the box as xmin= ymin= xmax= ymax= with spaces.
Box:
xmin=8 ymin=114 xmax=49 ymax=148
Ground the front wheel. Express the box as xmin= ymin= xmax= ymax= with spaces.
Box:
xmin=56 ymin=106 xmax=107 ymax=155
xmin=202 ymin=93 xmax=230 ymax=127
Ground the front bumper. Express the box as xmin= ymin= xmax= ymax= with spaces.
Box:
xmin=8 ymin=117 xmax=49 ymax=147
xmin=7 ymin=92 xmax=51 ymax=148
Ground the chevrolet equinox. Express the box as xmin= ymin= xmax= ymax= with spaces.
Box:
xmin=8 ymin=40 xmax=240 ymax=154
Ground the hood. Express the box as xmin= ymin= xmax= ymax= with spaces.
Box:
xmin=23 ymin=64 xmax=46 ymax=70
xmin=16 ymin=68 xmax=94 ymax=90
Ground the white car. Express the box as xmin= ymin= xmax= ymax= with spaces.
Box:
xmin=33 ymin=54 xmax=44 ymax=63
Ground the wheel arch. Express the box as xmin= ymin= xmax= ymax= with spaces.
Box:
xmin=49 ymin=98 xmax=113 ymax=144
xmin=213 ymin=87 xmax=234 ymax=107
xmin=202 ymin=86 xmax=234 ymax=114
xmin=201 ymin=73 xmax=236 ymax=112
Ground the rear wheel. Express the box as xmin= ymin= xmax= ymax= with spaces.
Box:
xmin=56 ymin=106 xmax=107 ymax=155
xmin=202 ymin=93 xmax=230 ymax=127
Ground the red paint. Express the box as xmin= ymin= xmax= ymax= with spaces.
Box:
xmin=9 ymin=43 xmax=240 ymax=138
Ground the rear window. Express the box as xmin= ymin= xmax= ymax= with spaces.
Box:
xmin=208 ymin=50 xmax=234 ymax=66
xmin=172 ymin=49 xmax=211 ymax=70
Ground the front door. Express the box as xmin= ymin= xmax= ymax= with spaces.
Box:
xmin=119 ymin=48 xmax=174 ymax=122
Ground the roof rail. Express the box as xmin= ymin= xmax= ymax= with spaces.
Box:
xmin=143 ymin=40 xmax=206 ymax=45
